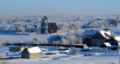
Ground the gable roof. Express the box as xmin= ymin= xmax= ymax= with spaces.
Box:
xmin=84 ymin=30 xmax=97 ymax=38
xmin=99 ymin=30 xmax=111 ymax=39
xmin=84 ymin=30 xmax=112 ymax=39
xmin=84 ymin=30 xmax=97 ymax=36
xmin=28 ymin=47 xmax=42 ymax=53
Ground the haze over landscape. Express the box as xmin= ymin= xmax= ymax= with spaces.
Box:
xmin=0 ymin=0 xmax=120 ymax=16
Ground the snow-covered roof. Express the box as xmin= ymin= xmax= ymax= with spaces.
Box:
xmin=99 ymin=30 xmax=111 ymax=39
xmin=28 ymin=47 xmax=42 ymax=53
xmin=84 ymin=30 xmax=113 ymax=39
xmin=104 ymin=42 xmax=111 ymax=47
xmin=114 ymin=36 xmax=120 ymax=42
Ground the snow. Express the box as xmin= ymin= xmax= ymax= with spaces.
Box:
xmin=104 ymin=42 xmax=111 ymax=47
xmin=0 ymin=15 xmax=120 ymax=64
xmin=114 ymin=36 xmax=120 ymax=42
xmin=100 ymin=30 xmax=111 ymax=38
xmin=4 ymin=55 xmax=119 ymax=64
xmin=28 ymin=47 xmax=42 ymax=53
xmin=0 ymin=34 xmax=52 ymax=43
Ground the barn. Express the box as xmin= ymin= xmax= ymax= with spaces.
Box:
xmin=48 ymin=22 xmax=57 ymax=33
xmin=83 ymin=29 xmax=118 ymax=48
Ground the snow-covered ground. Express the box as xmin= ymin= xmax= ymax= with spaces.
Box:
xmin=1 ymin=55 xmax=119 ymax=64
xmin=0 ymin=34 xmax=51 ymax=43
xmin=0 ymin=46 xmax=120 ymax=64
xmin=0 ymin=15 xmax=120 ymax=64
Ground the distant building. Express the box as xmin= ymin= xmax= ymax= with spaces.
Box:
xmin=97 ymin=17 xmax=103 ymax=20
xmin=41 ymin=16 xmax=48 ymax=34
xmin=109 ymin=19 xmax=117 ymax=26
xmin=48 ymin=22 xmax=57 ymax=33
xmin=9 ymin=46 xmax=22 ymax=52
xmin=40 ymin=16 xmax=57 ymax=34
xmin=116 ymin=16 xmax=120 ymax=20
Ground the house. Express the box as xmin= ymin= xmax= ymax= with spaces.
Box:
xmin=83 ymin=29 xmax=118 ymax=49
xmin=21 ymin=47 xmax=42 ymax=59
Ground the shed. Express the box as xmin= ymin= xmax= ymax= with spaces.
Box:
xmin=21 ymin=47 xmax=42 ymax=59
xmin=9 ymin=46 xmax=22 ymax=52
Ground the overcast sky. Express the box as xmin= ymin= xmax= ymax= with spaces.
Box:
xmin=0 ymin=0 xmax=120 ymax=16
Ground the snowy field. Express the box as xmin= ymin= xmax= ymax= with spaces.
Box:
xmin=0 ymin=55 xmax=119 ymax=64
xmin=0 ymin=15 xmax=120 ymax=64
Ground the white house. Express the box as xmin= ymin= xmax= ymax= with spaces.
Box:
xmin=21 ymin=47 xmax=42 ymax=59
